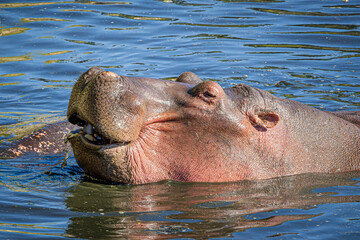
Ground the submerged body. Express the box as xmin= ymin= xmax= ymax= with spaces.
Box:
xmin=2 ymin=67 xmax=360 ymax=184
xmin=0 ymin=121 xmax=77 ymax=158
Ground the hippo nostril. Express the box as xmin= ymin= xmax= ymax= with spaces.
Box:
xmin=96 ymin=71 xmax=119 ymax=83
xmin=82 ymin=67 xmax=104 ymax=86
xmin=87 ymin=67 xmax=103 ymax=75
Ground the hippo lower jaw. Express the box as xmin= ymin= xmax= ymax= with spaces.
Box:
xmin=66 ymin=127 xmax=134 ymax=184
xmin=66 ymin=115 xmax=135 ymax=183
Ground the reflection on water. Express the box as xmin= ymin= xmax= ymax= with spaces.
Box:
xmin=0 ymin=1 xmax=131 ymax=8
xmin=1 ymin=156 xmax=359 ymax=239
xmin=0 ymin=0 xmax=359 ymax=238
xmin=251 ymin=7 xmax=360 ymax=16
xmin=245 ymin=44 xmax=360 ymax=54
xmin=0 ymin=54 xmax=32 ymax=64
xmin=104 ymin=13 xmax=177 ymax=21
xmin=38 ymin=172 xmax=360 ymax=238
xmin=0 ymin=27 xmax=30 ymax=37
xmin=20 ymin=18 xmax=70 ymax=23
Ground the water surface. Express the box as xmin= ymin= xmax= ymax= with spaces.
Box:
xmin=0 ymin=0 xmax=359 ymax=239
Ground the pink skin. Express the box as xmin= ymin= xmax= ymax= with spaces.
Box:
xmin=66 ymin=67 xmax=360 ymax=184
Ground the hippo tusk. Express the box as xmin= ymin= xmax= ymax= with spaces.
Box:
xmin=84 ymin=123 xmax=94 ymax=135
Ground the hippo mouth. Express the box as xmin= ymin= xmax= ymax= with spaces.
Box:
xmin=66 ymin=114 xmax=134 ymax=184
xmin=67 ymin=115 xmax=129 ymax=150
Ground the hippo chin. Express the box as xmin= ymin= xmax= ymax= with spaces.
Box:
xmin=65 ymin=67 xmax=360 ymax=184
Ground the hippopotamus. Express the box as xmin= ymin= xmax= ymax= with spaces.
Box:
xmin=2 ymin=67 xmax=360 ymax=184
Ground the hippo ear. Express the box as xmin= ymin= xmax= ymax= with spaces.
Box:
xmin=176 ymin=72 xmax=203 ymax=85
xmin=190 ymin=81 xmax=224 ymax=106
xmin=248 ymin=111 xmax=280 ymax=132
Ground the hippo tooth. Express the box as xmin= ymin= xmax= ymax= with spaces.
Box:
xmin=84 ymin=134 xmax=96 ymax=142
xmin=85 ymin=123 xmax=94 ymax=135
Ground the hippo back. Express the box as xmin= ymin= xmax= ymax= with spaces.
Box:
xmin=331 ymin=111 xmax=360 ymax=128
xmin=0 ymin=121 xmax=79 ymax=158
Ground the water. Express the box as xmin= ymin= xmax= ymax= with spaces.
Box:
xmin=0 ymin=0 xmax=359 ymax=239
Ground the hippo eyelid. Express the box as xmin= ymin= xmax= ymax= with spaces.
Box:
xmin=203 ymin=91 xmax=217 ymax=98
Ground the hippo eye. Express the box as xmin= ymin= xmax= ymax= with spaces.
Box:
xmin=203 ymin=90 xmax=216 ymax=98
xmin=190 ymin=81 xmax=224 ymax=106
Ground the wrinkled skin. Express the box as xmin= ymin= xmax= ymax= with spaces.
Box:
xmin=64 ymin=67 xmax=360 ymax=184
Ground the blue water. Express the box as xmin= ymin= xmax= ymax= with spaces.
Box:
xmin=0 ymin=0 xmax=359 ymax=239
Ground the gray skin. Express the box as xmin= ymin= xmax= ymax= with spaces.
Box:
xmin=1 ymin=67 xmax=359 ymax=184
xmin=330 ymin=111 xmax=360 ymax=127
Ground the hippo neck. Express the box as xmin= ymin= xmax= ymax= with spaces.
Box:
xmin=263 ymin=90 xmax=360 ymax=173
xmin=227 ymin=85 xmax=360 ymax=175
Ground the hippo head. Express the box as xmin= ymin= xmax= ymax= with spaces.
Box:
xmin=67 ymin=67 xmax=282 ymax=184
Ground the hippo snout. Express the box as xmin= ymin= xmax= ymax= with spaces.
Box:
xmin=67 ymin=67 xmax=146 ymax=145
